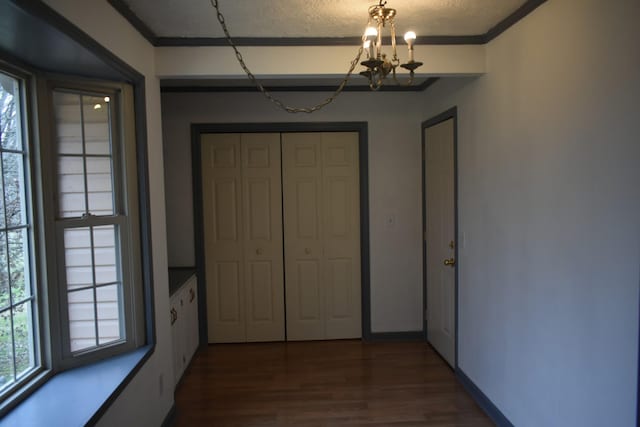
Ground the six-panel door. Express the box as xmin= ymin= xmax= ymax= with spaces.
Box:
xmin=202 ymin=133 xmax=284 ymax=343
xmin=202 ymin=132 xmax=361 ymax=343
xmin=283 ymin=132 xmax=361 ymax=341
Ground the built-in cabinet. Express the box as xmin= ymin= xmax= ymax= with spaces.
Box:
xmin=170 ymin=274 xmax=199 ymax=385
xmin=201 ymin=132 xmax=361 ymax=343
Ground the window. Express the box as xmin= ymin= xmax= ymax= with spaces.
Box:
xmin=45 ymin=82 xmax=144 ymax=365
xmin=0 ymin=65 xmax=145 ymax=408
xmin=52 ymin=90 xmax=127 ymax=355
xmin=0 ymin=70 xmax=38 ymax=396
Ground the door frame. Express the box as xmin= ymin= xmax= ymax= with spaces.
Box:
xmin=421 ymin=107 xmax=459 ymax=369
xmin=191 ymin=122 xmax=371 ymax=346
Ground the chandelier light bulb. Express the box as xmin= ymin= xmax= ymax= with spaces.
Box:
xmin=364 ymin=26 xmax=378 ymax=38
xmin=404 ymin=31 xmax=417 ymax=62
xmin=404 ymin=31 xmax=417 ymax=43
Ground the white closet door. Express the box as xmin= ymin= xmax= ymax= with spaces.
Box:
xmin=202 ymin=134 xmax=245 ymax=343
xmin=241 ymin=133 xmax=285 ymax=342
xmin=282 ymin=132 xmax=361 ymax=341
xmin=282 ymin=133 xmax=325 ymax=340
xmin=322 ymin=132 xmax=361 ymax=339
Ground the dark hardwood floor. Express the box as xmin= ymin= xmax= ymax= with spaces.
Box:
xmin=174 ymin=340 xmax=493 ymax=426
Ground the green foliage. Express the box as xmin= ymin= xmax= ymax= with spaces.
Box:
xmin=0 ymin=76 xmax=34 ymax=389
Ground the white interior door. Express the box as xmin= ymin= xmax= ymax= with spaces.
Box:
xmin=322 ymin=133 xmax=361 ymax=339
xmin=425 ymin=119 xmax=456 ymax=367
xmin=241 ymin=133 xmax=285 ymax=342
xmin=202 ymin=133 xmax=285 ymax=343
xmin=202 ymin=134 xmax=245 ymax=343
xmin=282 ymin=133 xmax=325 ymax=340
xmin=282 ymin=132 xmax=361 ymax=341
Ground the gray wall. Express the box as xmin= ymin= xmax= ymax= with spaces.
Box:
xmin=422 ymin=0 xmax=639 ymax=425
xmin=161 ymin=91 xmax=426 ymax=333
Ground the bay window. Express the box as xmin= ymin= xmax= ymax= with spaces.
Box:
xmin=0 ymin=65 xmax=145 ymax=410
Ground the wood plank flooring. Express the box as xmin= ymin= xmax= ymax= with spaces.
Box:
xmin=174 ymin=340 xmax=494 ymax=426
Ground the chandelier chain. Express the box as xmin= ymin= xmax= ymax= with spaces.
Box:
xmin=210 ymin=0 xmax=365 ymax=114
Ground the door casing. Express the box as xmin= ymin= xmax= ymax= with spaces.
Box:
xmin=192 ymin=122 xmax=371 ymax=346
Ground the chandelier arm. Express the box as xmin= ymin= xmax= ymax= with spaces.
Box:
xmin=390 ymin=21 xmax=398 ymax=62
xmin=368 ymin=68 xmax=385 ymax=91
xmin=210 ymin=0 xmax=365 ymax=114
xmin=390 ymin=67 xmax=416 ymax=87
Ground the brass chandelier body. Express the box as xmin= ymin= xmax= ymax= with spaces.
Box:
xmin=360 ymin=1 xmax=423 ymax=90
xmin=209 ymin=0 xmax=422 ymax=113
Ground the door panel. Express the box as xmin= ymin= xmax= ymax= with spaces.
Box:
xmin=425 ymin=119 xmax=456 ymax=367
xmin=245 ymin=179 xmax=271 ymax=240
xmin=202 ymin=134 xmax=245 ymax=343
xmin=283 ymin=132 xmax=361 ymax=341
xmin=326 ymin=258 xmax=352 ymax=319
xmin=247 ymin=261 xmax=273 ymax=321
xmin=241 ymin=133 xmax=284 ymax=342
xmin=283 ymin=133 xmax=325 ymax=341
xmin=215 ymin=261 xmax=241 ymax=322
xmin=297 ymin=260 xmax=322 ymax=320
xmin=213 ymin=179 xmax=240 ymax=240
xmin=322 ymin=133 xmax=361 ymax=339
xmin=295 ymin=179 xmax=320 ymax=239
xmin=325 ymin=177 xmax=350 ymax=237
xmin=202 ymin=133 xmax=284 ymax=343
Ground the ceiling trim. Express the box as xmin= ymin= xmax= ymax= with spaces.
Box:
xmin=107 ymin=0 xmax=156 ymax=45
xmin=155 ymin=35 xmax=485 ymax=47
xmin=108 ymin=0 xmax=547 ymax=47
xmin=485 ymin=0 xmax=547 ymax=42
xmin=160 ymin=77 xmax=439 ymax=93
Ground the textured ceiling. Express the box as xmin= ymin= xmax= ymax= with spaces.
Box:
xmin=122 ymin=0 xmax=529 ymax=38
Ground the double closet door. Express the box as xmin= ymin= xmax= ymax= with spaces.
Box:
xmin=202 ymin=132 xmax=361 ymax=343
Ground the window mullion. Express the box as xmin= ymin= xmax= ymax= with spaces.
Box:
xmin=89 ymin=225 xmax=98 ymax=348
xmin=79 ymin=95 xmax=90 ymax=217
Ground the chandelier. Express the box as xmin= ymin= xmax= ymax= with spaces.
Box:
xmin=360 ymin=1 xmax=423 ymax=89
xmin=209 ymin=0 xmax=423 ymax=113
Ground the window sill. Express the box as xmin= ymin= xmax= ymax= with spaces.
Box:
xmin=1 ymin=345 xmax=153 ymax=427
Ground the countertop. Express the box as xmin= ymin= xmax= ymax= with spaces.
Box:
xmin=169 ymin=267 xmax=197 ymax=296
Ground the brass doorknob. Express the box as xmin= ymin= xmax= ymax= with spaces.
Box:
xmin=256 ymin=248 xmax=263 ymax=255
xmin=444 ymin=258 xmax=456 ymax=267
xmin=305 ymin=248 xmax=311 ymax=255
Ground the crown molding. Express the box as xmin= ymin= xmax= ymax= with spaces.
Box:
xmin=107 ymin=0 xmax=156 ymax=44
xmin=160 ymin=77 xmax=439 ymax=93
xmin=108 ymin=0 xmax=547 ymax=47
xmin=154 ymin=36 xmax=485 ymax=47
xmin=484 ymin=0 xmax=547 ymax=43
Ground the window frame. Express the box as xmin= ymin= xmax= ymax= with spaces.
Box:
xmin=0 ymin=60 xmax=48 ymax=411
xmin=37 ymin=78 xmax=145 ymax=370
